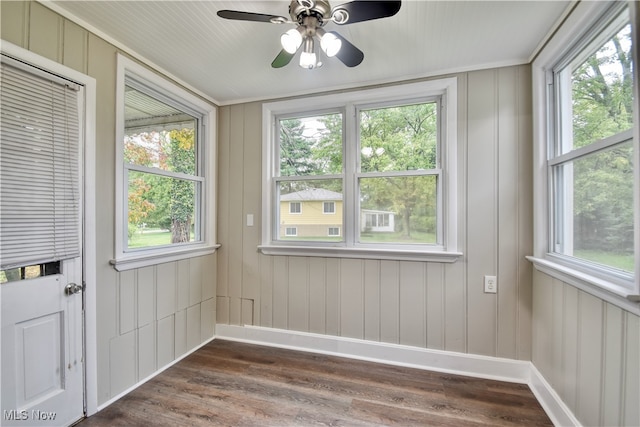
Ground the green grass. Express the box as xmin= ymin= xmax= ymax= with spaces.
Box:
xmin=128 ymin=230 xmax=195 ymax=248
xmin=573 ymin=250 xmax=635 ymax=273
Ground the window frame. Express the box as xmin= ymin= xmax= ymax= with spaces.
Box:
xmin=323 ymin=201 xmax=335 ymax=214
xmin=289 ymin=202 xmax=302 ymax=214
xmin=531 ymin=0 xmax=640 ymax=311
xmin=112 ymin=55 xmax=218 ymax=271
xmin=260 ymin=78 xmax=461 ymax=262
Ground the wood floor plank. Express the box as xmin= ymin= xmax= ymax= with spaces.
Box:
xmin=78 ymin=340 xmax=553 ymax=426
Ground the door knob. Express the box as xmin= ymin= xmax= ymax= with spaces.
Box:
xmin=64 ymin=283 xmax=83 ymax=296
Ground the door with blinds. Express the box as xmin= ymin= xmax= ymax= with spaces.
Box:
xmin=1 ymin=57 xmax=84 ymax=426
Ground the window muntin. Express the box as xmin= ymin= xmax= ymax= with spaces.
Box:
xmin=550 ymin=6 xmax=635 ymax=278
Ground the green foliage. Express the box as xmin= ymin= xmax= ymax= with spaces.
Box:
xmin=124 ymin=127 xmax=196 ymax=246
xmin=569 ymin=24 xmax=634 ymax=261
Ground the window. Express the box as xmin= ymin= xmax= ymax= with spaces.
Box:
xmin=285 ymin=227 xmax=297 ymax=237
xmin=323 ymin=201 xmax=335 ymax=214
xmin=261 ymin=79 xmax=460 ymax=262
xmin=532 ymin=1 xmax=639 ymax=303
xmin=289 ymin=202 xmax=302 ymax=214
xmin=113 ymin=55 xmax=217 ymax=270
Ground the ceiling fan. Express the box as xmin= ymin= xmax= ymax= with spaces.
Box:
xmin=217 ymin=0 xmax=401 ymax=69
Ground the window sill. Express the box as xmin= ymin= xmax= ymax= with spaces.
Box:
xmin=111 ymin=244 xmax=220 ymax=271
xmin=258 ymin=245 xmax=463 ymax=263
xmin=526 ymin=256 xmax=640 ymax=315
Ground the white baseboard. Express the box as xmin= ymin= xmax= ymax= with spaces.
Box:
xmin=215 ymin=324 xmax=581 ymax=427
xmin=529 ymin=364 xmax=581 ymax=427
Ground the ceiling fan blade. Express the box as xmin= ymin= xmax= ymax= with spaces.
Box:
xmin=330 ymin=32 xmax=364 ymax=67
xmin=272 ymin=50 xmax=295 ymax=68
xmin=331 ymin=1 xmax=401 ymax=25
xmin=217 ymin=10 xmax=287 ymax=23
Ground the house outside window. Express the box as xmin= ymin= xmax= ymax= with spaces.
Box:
xmin=531 ymin=1 xmax=639 ymax=303
xmin=261 ymin=79 xmax=460 ymax=262
xmin=113 ymin=55 xmax=217 ymax=270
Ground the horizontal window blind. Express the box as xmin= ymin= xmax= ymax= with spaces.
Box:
xmin=0 ymin=61 xmax=80 ymax=270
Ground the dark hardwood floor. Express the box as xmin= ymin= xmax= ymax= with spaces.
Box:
xmin=79 ymin=340 xmax=552 ymax=426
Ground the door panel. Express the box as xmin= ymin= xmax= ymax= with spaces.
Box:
xmin=1 ymin=258 xmax=83 ymax=426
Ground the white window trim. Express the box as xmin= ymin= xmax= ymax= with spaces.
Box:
xmin=112 ymin=55 xmax=218 ymax=271
xmin=323 ymin=201 xmax=335 ymax=214
xmin=531 ymin=0 xmax=640 ymax=311
xmin=289 ymin=202 xmax=302 ymax=214
xmin=285 ymin=227 xmax=298 ymax=237
xmin=260 ymin=78 xmax=461 ymax=263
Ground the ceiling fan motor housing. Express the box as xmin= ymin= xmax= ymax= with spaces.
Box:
xmin=289 ymin=0 xmax=332 ymax=26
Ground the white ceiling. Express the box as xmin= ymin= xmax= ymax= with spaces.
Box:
xmin=48 ymin=1 xmax=572 ymax=105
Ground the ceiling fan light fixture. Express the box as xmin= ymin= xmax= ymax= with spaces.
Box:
xmin=281 ymin=28 xmax=303 ymax=54
xmin=299 ymin=36 xmax=320 ymax=69
xmin=319 ymin=31 xmax=341 ymax=57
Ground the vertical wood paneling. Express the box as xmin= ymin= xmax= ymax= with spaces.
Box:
xmin=576 ymin=292 xmax=603 ymax=424
xmin=137 ymin=266 xmax=155 ymax=327
xmin=119 ymin=270 xmax=136 ymax=335
xmin=426 ymin=263 xmax=444 ymax=349
xmin=0 ymin=1 xmax=29 ymax=48
xmin=562 ymin=285 xmax=579 ymax=414
xmin=177 ymin=259 xmax=190 ymax=311
xmin=308 ymin=258 xmax=327 ymax=334
xmin=379 ymin=260 xmax=399 ymax=344
xmin=259 ymin=255 xmax=274 ymax=327
xmin=216 ymin=296 xmax=230 ymax=325
xmin=217 ymin=106 xmax=231 ymax=301
xmin=325 ymin=258 xmax=340 ymax=336
xmin=202 ymin=254 xmax=217 ymax=301
xmin=189 ymin=257 xmax=202 ymax=306
xmin=272 ymin=256 xmax=289 ymax=329
xmin=444 ymin=262 xmax=465 ymax=352
xmin=138 ymin=323 xmax=155 ymax=380
xmin=466 ymin=69 xmax=498 ymax=357
xmin=340 ymin=259 xmax=364 ymax=340
xmin=28 ymin=2 xmax=62 ymax=62
xmin=174 ymin=309 xmax=187 ymax=358
xmin=157 ymin=315 xmax=175 ymax=369
xmin=363 ymin=260 xmax=381 ymax=342
xmin=242 ymin=103 xmax=262 ymax=309
xmin=109 ymin=332 xmax=136 ymax=397
xmin=287 ymin=257 xmax=309 ymax=332
xmin=550 ymin=279 xmax=564 ymax=395
xmin=399 ymin=262 xmax=426 ymax=347
xmin=201 ymin=298 xmax=215 ymax=341
xmin=531 ymin=270 xmax=552 ymax=377
xmin=62 ymin=20 xmax=87 ymax=73
xmin=288 ymin=257 xmax=309 ymax=332
xmin=516 ymin=65 xmax=533 ymax=361
xmin=186 ymin=304 xmax=201 ymax=350
xmin=602 ymin=305 xmax=623 ymax=427
xmin=227 ymin=104 xmax=245 ymax=325
xmin=497 ymin=66 xmax=519 ymax=359
xmin=156 ymin=262 xmax=176 ymax=320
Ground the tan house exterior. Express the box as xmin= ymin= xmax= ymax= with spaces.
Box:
xmin=279 ymin=188 xmax=343 ymax=238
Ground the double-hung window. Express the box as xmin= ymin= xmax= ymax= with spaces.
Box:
xmin=532 ymin=1 xmax=639 ymax=303
xmin=261 ymin=79 xmax=460 ymax=261
xmin=112 ymin=55 xmax=217 ymax=270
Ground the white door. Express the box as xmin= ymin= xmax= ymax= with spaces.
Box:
xmin=1 ymin=257 xmax=84 ymax=426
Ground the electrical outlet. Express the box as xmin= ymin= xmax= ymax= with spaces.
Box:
xmin=484 ymin=275 xmax=497 ymax=293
